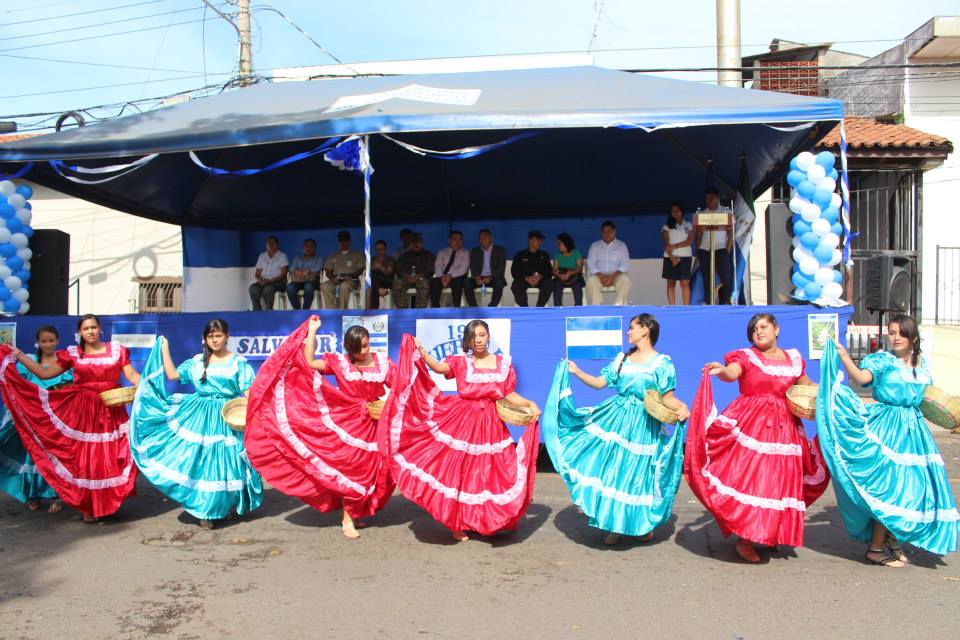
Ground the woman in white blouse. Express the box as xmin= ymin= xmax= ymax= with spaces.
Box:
xmin=661 ymin=203 xmax=693 ymax=305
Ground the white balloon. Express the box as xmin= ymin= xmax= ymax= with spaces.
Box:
xmin=6 ymin=194 xmax=25 ymax=209
xmin=801 ymin=202 xmax=822 ymax=223
xmin=830 ymin=193 xmax=842 ymax=209
xmin=790 ymin=188 xmax=798 ymax=200
xmin=821 ymin=232 xmax=840 ymax=249
xmin=812 ymin=218 xmax=831 ymax=235
xmin=806 ymin=164 xmax=826 ymax=183
xmin=10 ymin=233 xmax=28 ymax=249
xmin=799 ymin=256 xmax=819 ymax=275
xmin=15 ymin=208 xmax=31 ymax=225
xmin=12 ymin=288 xmax=28 ymax=302
xmin=822 ymin=282 xmax=843 ymax=300
xmin=814 ymin=267 xmax=835 ymax=286
xmin=796 ymin=152 xmax=815 ymax=171
xmin=793 ymin=246 xmax=814 ymax=263
xmin=791 ymin=236 xmax=802 ymax=248
xmin=0 ymin=228 xmax=11 ymax=244
xmin=0 ymin=181 xmax=14 ymax=197
xmin=15 ymin=248 xmax=31 ymax=261
xmin=3 ymin=276 xmax=22 ymax=290
xmin=828 ymin=250 xmax=843 ymax=267
xmin=819 ymin=177 xmax=837 ymax=194
xmin=18 ymin=301 xmax=29 ymax=315
xmin=0 ymin=265 xmax=10 ymax=280
xmin=788 ymin=197 xmax=806 ymax=214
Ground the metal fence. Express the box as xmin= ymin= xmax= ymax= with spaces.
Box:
xmin=935 ymin=246 xmax=960 ymax=326
xmin=132 ymin=279 xmax=183 ymax=313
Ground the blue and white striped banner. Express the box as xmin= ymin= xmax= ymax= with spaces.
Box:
xmin=565 ymin=316 xmax=622 ymax=361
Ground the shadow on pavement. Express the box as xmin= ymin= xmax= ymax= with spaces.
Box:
xmin=553 ymin=504 xmax=677 ymax=551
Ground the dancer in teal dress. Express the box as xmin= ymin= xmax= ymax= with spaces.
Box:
xmin=543 ymin=313 xmax=690 ymax=545
xmin=131 ymin=319 xmax=263 ymax=528
xmin=0 ymin=326 xmax=69 ymax=513
xmin=818 ymin=314 xmax=959 ymax=566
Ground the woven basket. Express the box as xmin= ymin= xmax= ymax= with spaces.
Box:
xmin=221 ymin=398 xmax=248 ymax=432
xmin=786 ymin=384 xmax=818 ymax=420
xmin=496 ymin=399 xmax=536 ymax=426
xmin=644 ymin=390 xmax=679 ymax=425
xmin=99 ymin=386 xmax=137 ymax=407
xmin=921 ymin=385 xmax=960 ymax=429
xmin=367 ymin=399 xmax=385 ymax=420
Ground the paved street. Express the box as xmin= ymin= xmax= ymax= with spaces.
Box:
xmin=2 ymin=428 xmax=959 ymax=640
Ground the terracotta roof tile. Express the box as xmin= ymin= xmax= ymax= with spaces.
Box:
xmin=817 ymin=117 xmax=952 ymax=150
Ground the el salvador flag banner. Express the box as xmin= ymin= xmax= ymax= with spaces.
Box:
xmin=111 ymin=320 xmax=157 ymax=384
xmin=730 ymin=158 xmax=756 ymax=305
xmin=565 ymin=316 xmax=622 ymax=361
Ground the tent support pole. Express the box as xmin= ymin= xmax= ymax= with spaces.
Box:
xmin=362 ymin=135 xmax=372 ymax=308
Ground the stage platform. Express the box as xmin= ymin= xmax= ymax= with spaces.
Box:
xmin=7 ymin=304 xmax=852 ymax=437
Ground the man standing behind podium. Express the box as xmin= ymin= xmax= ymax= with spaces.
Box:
xmin=693 ymin=187 xmax=734 ymax=305
xmin=320 ymin=230 xmax=364 ymax=309
xmin=430 ymin=230 xmax=469 ymax=308
xmin=586 ymin=221 xmax=631 ymax=305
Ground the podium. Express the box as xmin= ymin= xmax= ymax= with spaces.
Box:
xmin=696 ymin=211 xmax=733 ymax=305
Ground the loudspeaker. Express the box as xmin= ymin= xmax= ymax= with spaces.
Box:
xmin=864 ymin=253 xmax=913 ymax=312
xmin=27 ymin=229 xmax=70 ymax=315
xmin=765 ymin=203 xmax=795 ymax=304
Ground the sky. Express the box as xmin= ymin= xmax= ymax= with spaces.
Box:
xmin=1 ymin=0 xmax=958 ymax=132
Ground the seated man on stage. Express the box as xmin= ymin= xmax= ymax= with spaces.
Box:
xmin=429 ymin=230 xmax=469 ymax=308
xmin=510 ymin=230 xmax=553 ymax=307
xmin=693 ymin=187 xmax=734 ymax=305
xmin=391 ymin=233 xmax=434 ymax=309
xmin=249 ymin=235 xmax=289 ymax=310
xmin=320 ymin=230 xmax=364 ymax=309
xmin=286 ymin=238 xmax=323 ymax=310
xmin=368 ymin=240 xmax=396 ymax=309
xmin=464 ymin=228 xmax=507 ymax=307
xmin=586 ymin=220 xmax=631 ymax=305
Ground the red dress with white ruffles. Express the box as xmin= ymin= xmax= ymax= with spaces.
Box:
xmin=244 ymin=322 xmax=396 ymax=519
xmin=684 ymin=347 xmax=829 ymax=547
xmin=379 ymin=334 xmax=539 ymax=536
xmin=0 ymin=343 xmax=138 ymax=518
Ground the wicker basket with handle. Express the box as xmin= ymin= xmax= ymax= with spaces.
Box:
xmin=221 ymin=397 xmax=248 ymax=431
xmin=496 ymin=399 xmax=536 ymax=426
xmin=786 ymin=384 xmax=818 ymax=420
xmin=99 ymin=386 xmax=137 ymax=407
xmin=643 ymin=390 xmax=679 ymax=425
xmin=367 ymin=399 xmax=385 ymax=420
xmin=920 ymin=385 xmax=960 ymax=430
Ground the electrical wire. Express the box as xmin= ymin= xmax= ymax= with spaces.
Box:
xmin=0 ymin=5 xmax=214 ymax=42
xmin=0 ymin=0 xmax=168 ymax=28
xmin=0 ymin=16 xmax=219 ymax=53
xmin=251 ymin=2 xmax=359 ymax=75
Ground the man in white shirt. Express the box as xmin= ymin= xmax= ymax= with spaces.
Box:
xmin=249 ymin=235 xmax=289 ymax=310
xmin=692 ymin=187 xmax=734 ymax=305
xmin=429 ymin=230 xmax=470 ymax=307
xmin=586 ymin=220 xmax=631 ymax=305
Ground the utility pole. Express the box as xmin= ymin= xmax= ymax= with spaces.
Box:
xmin=237 ymin=0 xmax=254 ymax=86
xmin=715 ymin=0 xmax=742 ymax=87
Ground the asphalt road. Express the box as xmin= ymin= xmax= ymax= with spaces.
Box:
xmin=2 ymin=429 xmax=959 ymax=640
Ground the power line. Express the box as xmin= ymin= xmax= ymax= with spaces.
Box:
xmin=0 ymin=73 xmax=233 ymax=100
xmin=252 ymin=2 xmax=358 ymax=74
xmin=0 ymin=4 xmax=212 ymax=43
xmin=1 ymin=1 xmax=84 ymax=15
xmin=0 ymin=0 xmax=168 ymax=28
xmin=0 ymin=50 xmax=226 ymax=74
xmin=0 ymin=16 xmax=218 ymax=53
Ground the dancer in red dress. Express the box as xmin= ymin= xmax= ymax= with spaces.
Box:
xmin=380 ymin=320 xmax=540 ymax=541
xmin=0 ymin=314 xmax=140 ymax=522
xmin=245 ymin=316 xmax=396 ymax=539
xmin=685 ymin=313 xmax=829 ymax=562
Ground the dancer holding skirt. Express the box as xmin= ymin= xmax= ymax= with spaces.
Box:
xmin=818 ymin=314 xmax=958 ymax=565
xmin=245 ymin=317 xmax=396 ymax=539
xmin=0 ymin=326 xmax=70 ymax=513
xmin=543 ymin=313 xmax=689 ymax=545
xmin=380 ymin=321 xmax=540 ymax=541
xmin=0 ymin=314 xmax=139 ymax=522
xmin=685 ymin=313 xmax=829 ymax=562
xmin=130 ymin=320 xmax=263 ymax=529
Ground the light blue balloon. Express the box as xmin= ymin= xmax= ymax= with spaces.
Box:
xmin=3 ymin=298 xmax=20 ymax=313
xmin=797 ymin=181 xmax=816 ymax=200
xmin=787 ymin=170 xmax=806 ymax=187
xmin=793 ymin=219 xmax=812 ymax=236
xmin=815 ymin=151 xmax=836 ymax=169
xmin=804 ymin=281 xmax=823 ymax=300
xmin=829 ymin=168 xmax=839 ymax=181
xmin=801 ymin=232 xmax=821 ymax=250
xmin=813 ymin=187 xmax=833 ymax=207
xmin=831 ymin=223 xmax=843 ymax=236
xmin=789 ymin=157 xmax=799 ymax=171
xmin=814 ymin=242 xmax=834 ymax=263
xmin=833 ymin=270 xmax=843 ymax=284
xmin=821 ymin=206 xmax=839 ymax=223
xmin=792 ymin=271 xmax=811 ymax=289
xmin=0 ymin=285 xmax=9 ymax=302
xmin=14 ymin=184 xmax=33 ymax=200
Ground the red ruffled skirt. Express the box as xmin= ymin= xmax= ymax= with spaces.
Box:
xmin=685 ymin=372 xmax=829 ymax=547
xmin=244 ymin=331 xmax=394 ymax=519
xmin=0 ymin=352 xmax=137 ymax=518
xmin=378 ymin=336 xmax=538 ymax=536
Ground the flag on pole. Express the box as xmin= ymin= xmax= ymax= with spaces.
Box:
xmin=730 ymin=157 xmax=756 ymax=305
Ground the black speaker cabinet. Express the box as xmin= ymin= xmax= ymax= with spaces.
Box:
xmin=28 ymin=229 xmax=70 ymax=315
xmin=765 ymin=203 xmax=795 ymax=305
xmin=864 ymin=253 xmax=913 ymax=313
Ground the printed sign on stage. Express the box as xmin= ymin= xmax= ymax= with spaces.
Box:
xmin=415 ymin=318 xmax=511 ymax=391
xmin=112 ymin=321 xmax=157 ymax=380
xmin=0 ymin=322 xmax=16 ymax=346
xmin=342 ymin=314 xmax=388 ymax=356
xmin=228 ymin=331 xmax=339 ymax=360
xmin=807 ymin=313 xmax=839 ymax=360
xmin=565 ymin=316 xmax=622 ymax=360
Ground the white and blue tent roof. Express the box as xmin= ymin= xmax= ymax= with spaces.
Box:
xmin=0 ymin=66 xmax=843 ymax=228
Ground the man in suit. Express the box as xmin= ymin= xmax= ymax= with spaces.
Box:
xmin=464 ymin=228 xmax=507 ymax=307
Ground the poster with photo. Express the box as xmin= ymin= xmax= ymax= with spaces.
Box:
xmin=0 ymin=322 xmax=15 ymax=347
xmin=807 ymin=313 xmax=839 ymax=360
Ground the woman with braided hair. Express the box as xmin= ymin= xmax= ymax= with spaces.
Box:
xmin=818 ymin=314 xmax=958 ymax=564
xmin=129 ymin=319 xmax=262 ymax=528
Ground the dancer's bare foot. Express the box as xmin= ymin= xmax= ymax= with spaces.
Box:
xmin=451 ymin=530 xmax=469 ymax=542
xmin=637 ymin=532 xmax=654 ymax=543
xmin=82 ymin=513 xmax=99 ymax=523
xmin=604 ymin=533 xmax=621 ymax=545
xmin=47 ymin=500 xmax=63 ymax=514
xmin=27 ymin=500 xmax=40 ymax=511
xmin=342 ymin=512 xmax=360 ymax=539
xmin=199 ymin=519 xmax=215 ymax=530
xmin=735 ymin=538 xmax=761 ymax=563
